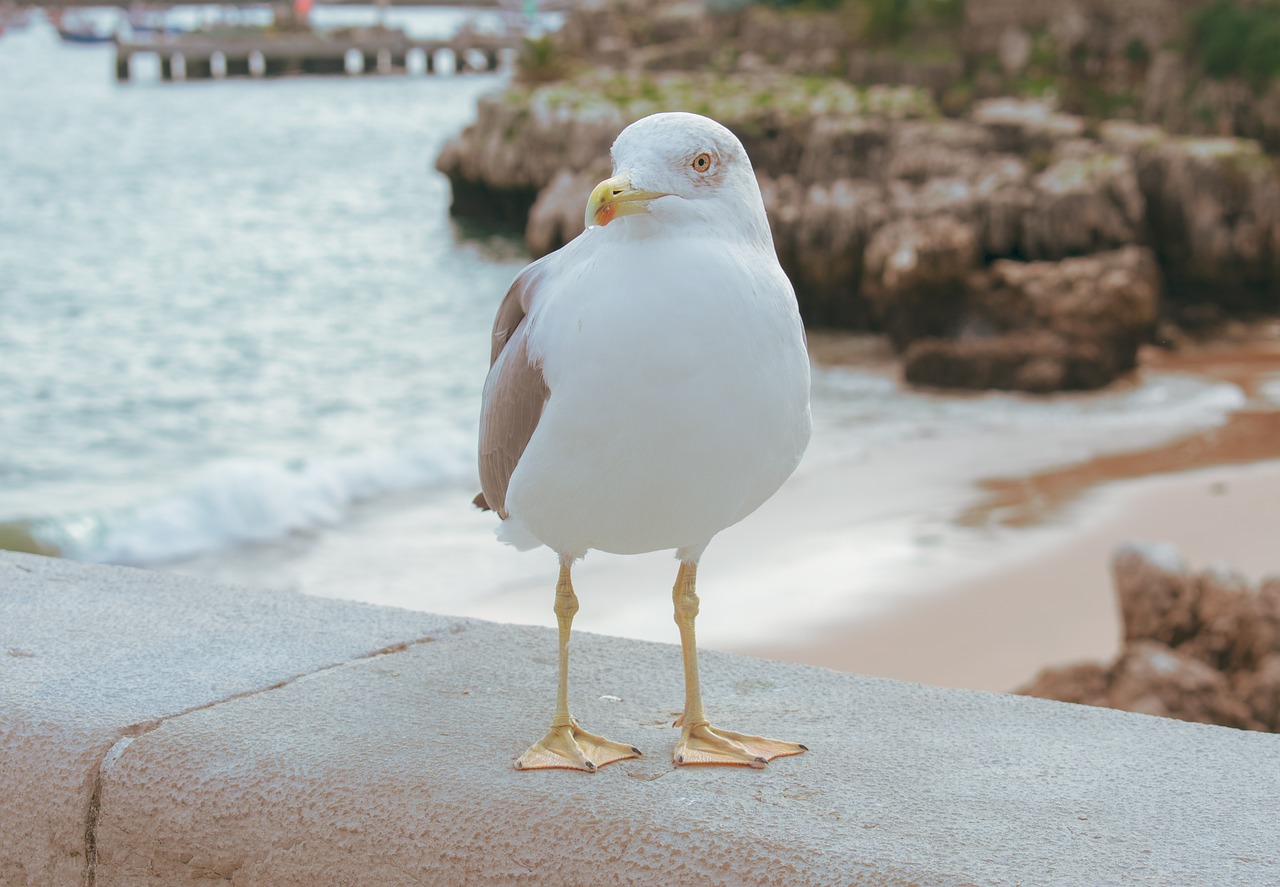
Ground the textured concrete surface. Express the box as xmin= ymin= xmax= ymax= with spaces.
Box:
xmin=4 ymin=554 xmax=1279 ymax=886
xmin=0 ymin=552 xmax=458 ymax=887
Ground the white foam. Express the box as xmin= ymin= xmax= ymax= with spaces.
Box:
xmin=53 ymin=432 xmax=475 ymax=566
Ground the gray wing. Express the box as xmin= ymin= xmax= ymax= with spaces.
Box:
xmin=476 ymin=260 xmax=551 ymax=519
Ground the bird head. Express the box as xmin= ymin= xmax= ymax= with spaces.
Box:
xmin=584 ymin=112 xmax=769 ymax=244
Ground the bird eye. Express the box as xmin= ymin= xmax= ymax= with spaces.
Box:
xmin=692 ymin=152 xmax=712 ymax=173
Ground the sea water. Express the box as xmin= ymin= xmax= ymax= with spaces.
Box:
xmin=0 ymin=15 xmax=1251 ymax=648
xmin=2 ymin=12 xmax=520 ymax=552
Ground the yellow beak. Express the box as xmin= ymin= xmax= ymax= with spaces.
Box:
xmin=584 ymin=174 xmax=669 ymax=228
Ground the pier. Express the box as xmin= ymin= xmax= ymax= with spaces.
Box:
xmin=115 ymin=31 xmax=519 ymax=81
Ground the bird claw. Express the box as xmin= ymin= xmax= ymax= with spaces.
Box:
xmin=515 ymin=723 xmax=641 ymax=772
xmin=672 ymin=723 xmax=807 ymax=768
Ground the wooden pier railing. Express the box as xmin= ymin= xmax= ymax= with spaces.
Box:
xmin=115 ymin=31 xmax=519 ymax=81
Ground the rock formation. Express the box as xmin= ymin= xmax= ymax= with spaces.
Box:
xmin=550 ymin=0 xmax=1279 ymax=148
xmin=441 ymin=78 xmax=1247 ymax=391
xmin=900 ymin=247 xmax=1159 ymax=392
xmin=437 ymin=0 xmax=1280 ymax=392
xmin=965 ymin=0 xmax=1280 ymax=149
xmin=1135 ymin=136 xmax=1280 ymax=320
xmin=862 ymin=215 xmax=979 ymax=351
xmin=1021 ymin=543 xmax=1280 ymax=733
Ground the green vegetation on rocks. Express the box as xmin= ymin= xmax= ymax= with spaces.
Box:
xmin=757 ymin=0 xmax=965 ymax=42
xmin=516 ymin=35 xmax=571 ymax=85
xmin=504 ymin=71 xmax=937 ymax=122
xmin=1193 ymin=1 xmax=1280 ymax=84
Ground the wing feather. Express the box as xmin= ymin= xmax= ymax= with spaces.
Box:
xmin=476 ymin=262 xmax=551 ymax=518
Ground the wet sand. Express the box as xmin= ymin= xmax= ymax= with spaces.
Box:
xmin=744 ymin=334 xmax=1280 ymax=693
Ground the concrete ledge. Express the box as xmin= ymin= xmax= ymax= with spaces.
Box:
xmin=0 ymin=552 xmax=458 ymax=886
xmin=3 ymin=551 xmax=1278 ymax=885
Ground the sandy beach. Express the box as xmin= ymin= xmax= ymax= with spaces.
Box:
xmin=747 ymin=459 xmax=1280 ymax=692
xmin=746 ymin=335 xmax=1280 ymax=693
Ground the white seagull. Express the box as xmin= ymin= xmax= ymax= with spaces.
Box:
xmin=475 ymin=112 xmax=812 ymax=771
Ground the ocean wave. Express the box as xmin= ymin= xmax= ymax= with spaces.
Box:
xmin=25 ymin=434 xmax=475 ymax=566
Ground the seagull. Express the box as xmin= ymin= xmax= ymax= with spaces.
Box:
xmin=475 ymin=112 xmax=812 ymax=771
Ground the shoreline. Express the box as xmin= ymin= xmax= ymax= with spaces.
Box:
xmin=742 ymin=459 xmax=1280 ymax=692
xmin=964 ymin=335 xmax=1280 ymax=529
xmin=741 ymin=333 xmax=1280 ymax=693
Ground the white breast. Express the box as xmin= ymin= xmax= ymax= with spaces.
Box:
xmin=503 ymin=229 xmax=812 ymax=559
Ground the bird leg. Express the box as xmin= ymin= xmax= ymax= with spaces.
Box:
xmin=671 ymin=561 xmax=808 ymax=768
xmin=515 ymin=558 xmax=641 ymax=772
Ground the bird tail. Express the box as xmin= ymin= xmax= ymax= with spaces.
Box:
xmin=496 ymin=514 xmax=543 ymax=551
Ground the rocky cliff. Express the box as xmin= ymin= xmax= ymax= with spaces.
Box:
xmin=547 ymin=0 xmax=1280 ymax=148
xmin=438 ymin=74 xmax=1280 ymax=391
xmin=1021 ymin=543 xmax=1280 ymax=733
xmin=964 ymin=0 xmax=1280 ymax=149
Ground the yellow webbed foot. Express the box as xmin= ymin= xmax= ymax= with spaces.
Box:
xmin=673 ymin=722 xmax=807 ymax=768
xmin=515 ymin=722 xmax=641 ymax=772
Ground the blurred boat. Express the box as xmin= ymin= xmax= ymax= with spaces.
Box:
xmin=50 ymin=9 xmax=118 ymax=44
xmin=56 ymin=27 xmax=117 ymax=44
